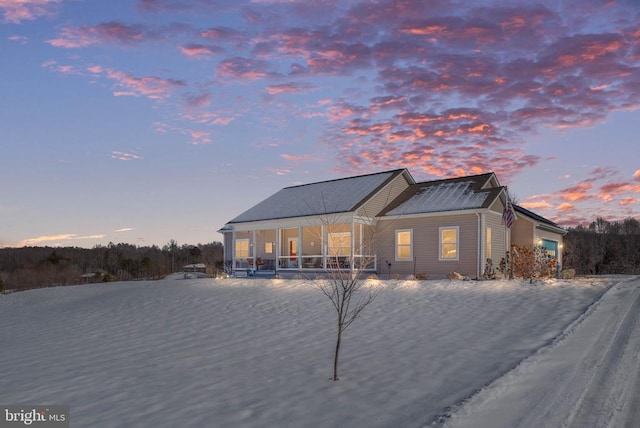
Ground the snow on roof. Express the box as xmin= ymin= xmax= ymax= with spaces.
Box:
xmin=384 ymin=181 xmax=489 ymax=216
xmin=228 ymin=170 xmax=406 ymax=224
xmin=380 ymin=173 xmax=499 ymax=216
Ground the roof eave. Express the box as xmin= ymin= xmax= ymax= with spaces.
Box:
xmin=379 ymin=207 xmax=488 ymax=220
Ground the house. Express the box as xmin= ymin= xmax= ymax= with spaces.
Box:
xmin=183 ymin=263 xmax=207 ymax=274
xmin=218 ymin=169 xmax=566 ymax=279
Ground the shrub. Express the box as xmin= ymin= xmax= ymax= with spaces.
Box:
xmin=511 ymin=245 xmax=557 ymax=279
xmin=415 ymin=272 xmax=430 ymax=280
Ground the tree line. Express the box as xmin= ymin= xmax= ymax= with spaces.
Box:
xmin=563 ymin=217 xmax=640 ymax=275
xmin=0 ymin=240 xmax=223 ymax=292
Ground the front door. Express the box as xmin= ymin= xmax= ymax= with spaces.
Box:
xmin=288 ymin=238 xmax=298 ymax=267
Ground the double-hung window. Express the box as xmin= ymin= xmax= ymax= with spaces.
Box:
xmin=439 ymin=226 xmax=459 ymax=260
xmin=485 ymin=227 xmax=492 ymax=260
xmin=395 ymin=229 xmax=413 ymax=261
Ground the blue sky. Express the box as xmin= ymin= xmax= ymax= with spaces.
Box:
xmin=1 ymin=0 xmax=639 ymax=248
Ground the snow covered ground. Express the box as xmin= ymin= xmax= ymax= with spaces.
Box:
xmin=0 ymin=275 xmax=635 ymax=427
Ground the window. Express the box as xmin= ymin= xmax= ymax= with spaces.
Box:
xmin=485 ymin=227 xmax=492 ymax=260
xmin=265 ymin=242 xmax=273 ymax=254
xmin=439 ymin=226 xmax=459 ymax=260
xmin=395 ymin=229 xmax=413 ymax=261
xmin=235 ymin=239 xmax=249 ymax=259
xmin=328 ymin=232 xmax=351 ymax=256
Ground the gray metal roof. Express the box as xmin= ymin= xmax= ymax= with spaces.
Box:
xmin=379 ymin=173 xmax=501 ymax=216
xmin=228 ymin=169 xmax=409 ymax=224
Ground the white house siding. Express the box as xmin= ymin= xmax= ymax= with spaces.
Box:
xmin=223 ymin=232 xmax=233 ymax=263
xmin=376 ymin=214 xmax=479 ymax=278
xmin=301 ymin=225 xmax=322 ymax=257
xmin=357 ymin=173 xmax=411 ymax=218
xmin=255 ymin=229 xmax=277 ymax=260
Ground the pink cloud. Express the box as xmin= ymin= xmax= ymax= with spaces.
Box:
xmin=280 ymin=153 xmax=316 ymax=162
xmin=559 ymin=181 xmax=593 ymax=202
xmin=48 ymin=22 xmax=149 ymax=48
xmin=106 ymin=69 xmax=186 ymax=100
xmin=217 ymin=57 xmax=276 ymax=80
xmin=8 ymin=35 xmax=28 ymax=44
xmin=154 ymin=122 xmax=212 ymax=145
xmin=265 ymin=82 xmax=315 ymax=95
xmin=634 ymin=170 xmax=640 ymax=181
xmin=179 ymin=111 xmax=236 ymax=126
xmin=47 ymin=21 xmax=192 ymax=49
xmin=0 ymin=0 xmax=62 ymax=23
xmin=183 ymin=92 xmax=213 ymax=109
xmin=87 ymin=65 xmax=103 ymax=74
xmin=41 ymin=60 xmax=81 ymax=75
xmin=556 ymin=203 xmax=575 ymax=211
xmin=1 ymin=233 xmax=106 ymax=248
xmin=112 ymin=151 xmax=143 ymax=161
xmin=179 ymin=43 xmax=224 ymax=58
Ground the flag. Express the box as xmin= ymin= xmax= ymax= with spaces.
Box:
xmin=502 ymin=193 xmax=515 ymax=229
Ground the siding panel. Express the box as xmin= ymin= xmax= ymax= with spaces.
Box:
xmin=358 ymin=174 xmax=411 ymax=218
xmin=376 ymin=214 xmax=479 ymax=278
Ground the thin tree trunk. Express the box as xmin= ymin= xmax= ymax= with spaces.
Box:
xmin=333 ymin=327 xmax=342 ymax=381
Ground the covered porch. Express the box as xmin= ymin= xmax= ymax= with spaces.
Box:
xmin=226 ymin=218 xmax=377 ymax=274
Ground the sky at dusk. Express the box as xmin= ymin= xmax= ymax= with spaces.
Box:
xmin=1 ymin=0 xmax=639 ymax=249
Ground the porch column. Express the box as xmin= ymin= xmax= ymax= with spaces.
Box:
xmin=322 ymin=224 xmax=327 ymax=270
xmin=275 ymin=228 xmax=280 ymax=271
xmin=298 ymin=226 xmax=303 ymax=264
xmin=252 ymin=230 xmax=257 ymax=270
xmin=231 ymin=229 xmax=236 ymax=272
xmin=351 ymin=218 xmax=355 ymax=270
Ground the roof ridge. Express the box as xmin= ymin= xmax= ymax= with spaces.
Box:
xmin=413 ymin=171 xmax=495 ymax=186
xmin=281 ymin=168 xmax=407 ymax=189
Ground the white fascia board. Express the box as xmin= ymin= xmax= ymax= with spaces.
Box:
xmin=378 ymin=208 xmax=488 ymax=221
xmin=536 ymin=222 xmax=567 ymax=235
xmin=229 ymin=211 xmax=357 ymax=232
xmin=354 ymin=215 xmax=377 ymax=225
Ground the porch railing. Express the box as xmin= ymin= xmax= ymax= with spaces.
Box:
xmin=235 ymin=255 xmax=377 ymax=271
xmin=276 ymin=255 xmax=377 ymax=271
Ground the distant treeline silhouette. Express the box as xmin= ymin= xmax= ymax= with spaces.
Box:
xmin=0 ymin=240 xmax=223 ymax=292
xmin=563 ymin=217 xmax=640 ymax=275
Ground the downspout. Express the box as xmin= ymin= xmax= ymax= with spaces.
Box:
xmin=476 ymin=212 xmax=482 ymax=279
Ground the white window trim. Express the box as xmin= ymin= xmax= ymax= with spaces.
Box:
xmin=395 ymin=229 xmax=413 ymax=261
xmin=439 ymin=226 xmax=459 ymax=261
xmin=235 ymin=238 xmax=249 ymax=259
